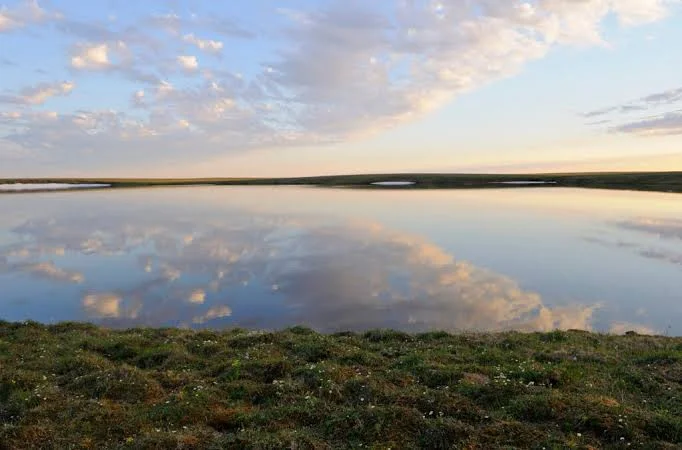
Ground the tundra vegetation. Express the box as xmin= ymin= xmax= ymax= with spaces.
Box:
xmin=1 ymin=322 xmax=681 ymax=449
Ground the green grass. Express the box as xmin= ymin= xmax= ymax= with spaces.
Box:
xmin=1 ymin=171 xmax=682 ymax=193
xmin=1 ymin=322 xmax=681 ymax=449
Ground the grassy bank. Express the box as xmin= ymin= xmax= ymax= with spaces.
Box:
xmin=2 ymin=171 xmax=682 ymax=193
xmin=0 ymin=322 xmax=681 ymax=449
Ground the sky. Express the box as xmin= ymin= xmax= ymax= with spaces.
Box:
xmin=0 ymin=0 xmax=681 ymax=177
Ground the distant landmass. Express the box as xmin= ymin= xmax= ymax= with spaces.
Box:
xmin=1 ymin=171 xmax=681 ymax=193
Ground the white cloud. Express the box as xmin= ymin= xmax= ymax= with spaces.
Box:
xmin=183 ymin=33 xmax=223 ymax=53
xmin=177 ymin=55 xmax=198 ymax=71
xmin=71 ymin=43 xmax=111 ymax=69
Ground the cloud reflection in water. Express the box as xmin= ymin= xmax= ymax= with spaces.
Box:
xmin=0 ymin=208 xmax=599 ymax=332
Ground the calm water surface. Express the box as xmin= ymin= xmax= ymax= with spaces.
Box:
xmin=1 ymin=187 xmax=681 ymax=335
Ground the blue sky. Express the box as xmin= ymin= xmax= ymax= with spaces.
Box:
xmin=1 ymin=0 xmax=681 ymax=177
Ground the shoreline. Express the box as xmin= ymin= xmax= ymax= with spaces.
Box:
xmin=1 ymin=171 xmax=681 ymax=194
xmin=1 ymin=321 xmax=680 ymax=448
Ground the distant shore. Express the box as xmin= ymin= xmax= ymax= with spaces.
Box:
xmin=1 ymin=171 xmax=682 ymax=194
xmin=1 ymin=321 xmax=680 ymax=448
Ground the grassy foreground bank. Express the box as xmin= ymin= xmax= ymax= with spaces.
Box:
xmin=0 ymin=323 xmax=681 ymax=449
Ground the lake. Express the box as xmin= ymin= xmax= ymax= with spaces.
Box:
xmin=1 ymin=186 xmax=681 ymax=335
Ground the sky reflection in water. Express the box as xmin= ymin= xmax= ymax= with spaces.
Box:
xmin=1 ymin=187 xmax=681 ymax=334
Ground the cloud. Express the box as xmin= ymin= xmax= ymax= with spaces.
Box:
xmin=1 ymin=203 xmax=599 ymax=331
xmin=1 ymin=0 xmax=677 ymax=174
xmin=71 ymin=43 xmax=115 ymax=70
xmin=183 ymin=33 xmax=223 ymax=54
xmin=585 ymin=218 xmax=682 ymax=269
xmin=261 ymin=222 xmax=598 ymax=332
xmin=82 ymin=293 xmax=122 ymax=318
xmin=161 ymin=265 xmax=181 ymax=281
xmin=0 ymin=81 xmax=74 ymax=106
xmin=20 ymin=261 xmax=83 ymax=283
xmin=147 ymin=12 xmax=253 ymax=39
xmin=611 ymin=0 xmax=670 ymax=25
xmin=188 ymin=288 xmax=206 ymax=304
xmin=132 ymin=89 xmax=145 ymax=107
xmin=192 ymin=305 xmax=232 ymax=324
xmin=638 ymin=249 xmax=682 ymax=266
xmin=56 ymin=17 xmax=166 ymax=84
xmin=176 ymin=55 xmax=198 ymax=71
xmin=0 ymin=0 xmax=55 ymax=33
xmin=584 ymin=86 xmax=682 ymax=118
xmin=616 ymin=218 xmax=682 ymax=240
xmin=583 ymin=85 xmax=682 ymax=136
xmin=610 ymin=111 xmax=682 ymax=136
xmin=641 ymin=87 xmax=682 ymax=105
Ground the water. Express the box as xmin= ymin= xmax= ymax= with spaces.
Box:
xmin=1 ymin=186 xmax=680 ymax=334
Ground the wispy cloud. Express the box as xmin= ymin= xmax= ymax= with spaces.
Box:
xmin=0 ymin=0 xmax=57 ymax=33
xmin=616 ymin=217 xmax=682 ymax=240
xmin=583 ymin=86 xmax=682 ymax=118
xmin=585 ymin=217 xmax=682 ymax=269
xmin=611 ymin=111 xmax=682 ymax=136
xmin=583 ymin=85 xmax=682 ymax=136
xmin=183 ymin=33 xmax=223 ymax=54
xmin=0 ymin=81 xmax=74 ymax=105
xmin=21 ymin=261 xmax=83 ymax=283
